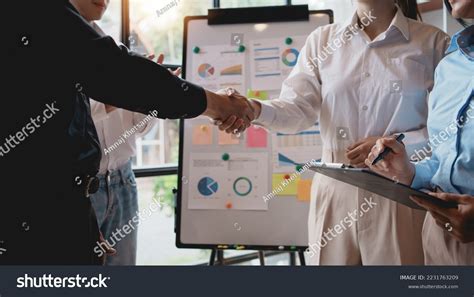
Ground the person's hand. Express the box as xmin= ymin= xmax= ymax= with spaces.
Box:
xmin=365 ymin=136 xmax=415 ymax=185
xmin=203 ymin=88 xmax=257 ymax=133
xmin=346 ymin=136 xmax=379 ymax=168
xmin=216 ymin=90 xmax=262 ymax=134
xmin=410 ymin=193 xmax=474 ymax=243
xmin=151 ymin=53 xmax=182 ymax=76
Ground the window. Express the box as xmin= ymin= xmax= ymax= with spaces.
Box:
xmin=127 ymin=0 xmax=213 ymax=169
xmin=136 ymin=176 xmax=212 ymax=265
xmin=96 ymin=0 xmax=122 ymax=42
xmin=129 ymin=0 xmax=213 ymax=64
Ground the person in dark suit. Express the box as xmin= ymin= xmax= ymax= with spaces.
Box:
xmin=0 ymin=0 xmax=253 ymax=264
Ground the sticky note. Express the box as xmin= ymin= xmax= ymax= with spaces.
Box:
xmin=272 ymin=174 xmax=300 ymax=196
xmin=247 ymin=90 xmax=269 ymax=101
xmin=246 ymin=126 xmax=267 ymax=148
xmin=218 ymin=130 xmax=240 ymax=145
xmin=192 ymin=124 xmax=212 ymax=145
xmin=297 ymin=179 xmax=312 ymax=202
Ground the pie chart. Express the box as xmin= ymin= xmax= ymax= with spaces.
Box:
xmin=198 ymin=177 xmax=219 ymax=196
xmin=198 ymin=63 xmax=215 ymax=79
xmin=282 ymin=48 xmax=299 ymax=67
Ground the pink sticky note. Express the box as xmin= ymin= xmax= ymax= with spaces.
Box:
xmin=246 ymin=126 xmax=267 ymax=148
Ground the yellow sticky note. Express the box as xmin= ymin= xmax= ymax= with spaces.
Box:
xmin=297 ymin=179 xmax=312 ymax=202
xmin=192 ymin=124 xmax=213 ymax=145
xmin=218 ymin=130 xmax=240 ymax=145
xmin=272 ymin=173 xmax=300 ymax=196
xmin=247 ymin=90 xmax=269 ymax=101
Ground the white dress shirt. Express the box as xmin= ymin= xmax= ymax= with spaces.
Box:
xmin=90 ymin=101 xmax=158 ymax=174
xmin=255 ymin=7 xmax=450 ymax=265
xmin=255 ymin=8 xmax=449 ymax=157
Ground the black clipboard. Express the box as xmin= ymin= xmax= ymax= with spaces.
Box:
xmin=310 ymin=163 xmax=458 ymax=210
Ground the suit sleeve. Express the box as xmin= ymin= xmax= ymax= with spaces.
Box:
xmin=66 ymin=4 xmax=207 ymax=120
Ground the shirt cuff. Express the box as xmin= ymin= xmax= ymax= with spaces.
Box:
xmin=253 ymin=101 xmax=275 ymax=127
xmin=411 ymin=162 xmax=433 ymax=190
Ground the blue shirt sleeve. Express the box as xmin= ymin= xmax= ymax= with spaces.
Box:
xmin=411 ymin=156 xmax=440 ymax=189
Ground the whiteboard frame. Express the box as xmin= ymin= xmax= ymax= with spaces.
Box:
xmin=177 ymin=9 xmax=333 ymax=252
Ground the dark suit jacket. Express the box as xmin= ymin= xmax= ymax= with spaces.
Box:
xmin=0 ymin=0 xmax=207 ymax=264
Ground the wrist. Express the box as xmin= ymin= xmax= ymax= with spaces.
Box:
xmin=250 ymin=99 xmax=262 ymax=120
xmin=203 ymin=90 xmax=220 ymax=119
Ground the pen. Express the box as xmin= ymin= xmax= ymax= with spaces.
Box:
xmin=371 ymin=134 xmax=405 ymax=166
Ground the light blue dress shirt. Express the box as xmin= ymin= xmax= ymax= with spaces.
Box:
xmin=412 ymin=25 xmax=474 ymax=195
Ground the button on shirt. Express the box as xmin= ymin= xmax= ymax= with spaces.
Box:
xmin=412 ymin=25 xmax=474 ymax=195
xmin=255 ymin=7 xmax=450 ymax=157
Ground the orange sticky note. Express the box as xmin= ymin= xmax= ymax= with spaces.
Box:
xmin=297 ymin=179 xmax=312 ymax=202
xmin=218 ymin=130 xmax=240 ymax=145
xmin=246 ymin=126 xmax=267 ymax=148
xmin=192 ymin=124 xmax=213 ymax=145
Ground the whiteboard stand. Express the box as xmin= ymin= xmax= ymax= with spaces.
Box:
xmin=208 ymin=249 xmax=306 ymax=266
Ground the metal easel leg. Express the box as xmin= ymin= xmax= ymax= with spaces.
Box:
xmin=258 ymin=251 xmax=265 ymax=266
xmin=298 ymin=250 xmax=306 ymax=266
xmin=209 ymin=249 xmax=216 ymax=266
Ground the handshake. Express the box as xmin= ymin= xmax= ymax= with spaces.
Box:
xmin=203 ymin=88 xmax=262 ymax=134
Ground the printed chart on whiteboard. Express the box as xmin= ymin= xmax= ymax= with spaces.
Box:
xmin=272 ymin=123 xmax=322 ymax=173
xmin=191 ymin=45 xmax=246 ymax=94
xmin=187 ymin=152 xmax=269 ymax=211
xmin=249 ymin=36 xmax=306 ymax=91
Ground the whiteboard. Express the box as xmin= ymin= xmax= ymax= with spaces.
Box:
xmin=177 ymin=8 xmax=333 ymax=251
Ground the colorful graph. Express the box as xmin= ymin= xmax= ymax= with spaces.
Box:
xmin=198 ymin=63 xmax=215 ymax=78
xmin=197 ymin=177 xmax=219 ymax=196
xmin=281 ymin=48 xmax=299 ymax=67
xmin=220 ymin=64 xmax=243 ymax=76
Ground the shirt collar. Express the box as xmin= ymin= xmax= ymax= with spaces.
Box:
xmin=446 ymin=25 xmax=474 ymax=61
xmin=338 ymin=5 xmax=410 ymax=42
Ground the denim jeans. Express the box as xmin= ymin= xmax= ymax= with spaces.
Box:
xmin=90 ymin=160 xmax=138 ymax=265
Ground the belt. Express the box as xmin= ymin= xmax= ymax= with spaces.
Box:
xmin=74 ymin=174 xmax=100 ymax=198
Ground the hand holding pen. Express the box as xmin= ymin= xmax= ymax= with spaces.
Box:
xmin=365 ymin=134 xmax=416 ymax=186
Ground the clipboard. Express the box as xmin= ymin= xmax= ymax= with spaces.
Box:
xmin=310 ymin=163 xmax=458 ymax=210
